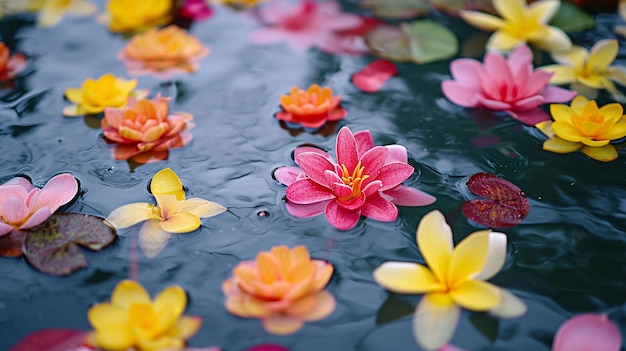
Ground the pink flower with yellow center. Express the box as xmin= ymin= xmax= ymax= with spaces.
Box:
xmin=101 ymin=95 xmax=194 ymax=163
xmin=276 ymin=84 xmax=346 ymax=129
xmin=222 ymin=245 xmax=335 ymax=335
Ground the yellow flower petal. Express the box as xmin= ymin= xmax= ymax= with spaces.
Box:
xmin=598 ymin=122 xmax=626 ymax=140
xmin=93 ymin=327 xmax=134 ymax=351
xmin=578 ymin=74 xmax=607 ymax=89
xmin=528 ymin=0 xmax=560 ymax=24
xmin=476 ymin=232 xmax=507 ymax=280
xmin=551 ymin=45 xmax=588 ymax=67
xmin=531 ymin=26 xmax=572 ymax=53
xmin=543 ymin=136 xmax=582 ymax=153
xmin=106 ymin=202 xmax=158 ymax=229
xmin=262 ymin=316 xmax=305 ymax=335
xmin=451 ymin=280 xmax=500 ymax=311
xmin=67 ymin=1 xmax=97 ymax=15
xmin=65 ymin=87 xmax=84 ymax=103
xmin=62 ymin=105 xmax=83 ymax=117
xmin=448 ymin=231 xmax=490 ymax=286
xmin=168 ymin=316 xmax=202 ymax=339
xmin=459 ymin=10 xmax=505 ymax=31
xmin=586 ymin=39 xmax=618 ymax=74
xmin=599 ymin=103 xmax=624 ymax=122
xmin=535 ymin=121 xmax=555 ymax=138
xmin=138 ymin=220 xmax=172 ymax=258
xmin=540 ymin=65 xmax=577 ymax=85
xmin=151 ymin=168 xmax=184 ymax=199
xmin=549 ymin=103 xmax=574 ymax=122
xmin=487 ymin=30 xmax=524 ymax=52
xmin=373 ymin=261 xmax=444 ymax=294
xmin=488 ymin=288 xmax=527 ymax=318
xmin=178 ymin=198 xmax=227 ymax=219
xmin=582 ymin=144 xmax=618 ymax=162
xmin=417 ymin=210 xmax=453 ymax=285
xmin=553 ymin=121 xmax=583 ymax=142
xmin=159 ymin=211 xmax=201 ymax=233
xmin=38 ymin=7 xmax=65 ymax=27
xmin=607 ymin=65 xmax=626 ymax=86
xmin=88 ymin=303 xmax=129 ymax=330
xmin=570 ymin=95 xmax=590 ymax=113
xmin=413 ymin=293 xmax=460 ymax=351
xmin=111 ymin=280 xmax=151 ymax=309
xmin=492 ymin=0 xmax=525 ymax=23
xmin=154 ymin=285 xmax=187 ymax=324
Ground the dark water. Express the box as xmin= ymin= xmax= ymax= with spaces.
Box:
xmin=0 ymin=2 xmax=625 ymax=351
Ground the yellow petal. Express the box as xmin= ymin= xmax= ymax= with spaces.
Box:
xmin=586 ymin=39 xmax=618 ymax=74
xmin=607 ymin=65 xmax=626 ymax=86
xmin=138 ymin=220 xmax=172 ymax=258
xmin=488 ymin=288 xmax=527 ymax=318
xmin=540 ymin=65 xmax=577 ymax=85
xmin=160 ymin=212 xmax=201 ymax=233
xmin=570 ymin=95 xmax=590 ymax=113
xmin=451 ymin=280 xmax=500 ymax=311
xmin=88 ymin=303 xmax=129 ymax=330
xmin=106 ymin=202 xmax=158 ymax=229
xmin=476 ymin=232 xmax=507 ymax=280
xmin=551 ymin=46 xmax=588 ymax=67
xmin=262 ymin=316 xmax=305 ymax=335
xmin=417 ymin=210 xmax=453 ymax=285
xmin=67 ymin=1 xmax=97 ymax=15
xmin=448 ymin=230 xmax=490 ymax=286
xmin=552 ymin=121 xmax=583 ymax=142
xmin=116 ymin=78 xmax=138 ymax=94
xmin=65 ymin=88 xmax=84 ymax=103
xmin=543 ymin=136 xmax=582 ymax=153
xmin=178 ymin=198 xmax=227 ymax=219
xmin=536 ymin=121 xmax=555 ymax=137
xmin=62 ymin=105 xmax=83 ymax=117
xmin=598 ymin=123 xmax=626 ymax=140
xmin=413 ymin=293 xmax=460 ymax=351
xmin=578 ymin=74 xmax=608 ymax=89
xmin=168 ymin=316 xmax=202 ymax=339
xmin=531 ymin=27 xmax=572 ymax=53
xmin=487 ymin=30 xmax=524 ymax=52
xmin=257 ymin=251 xmax=280 ymax=284
xmin=599 ymin=103 xmax=624 ymax=122
xmin=93 ymin=327 xmax=134 ymax=351
xmin=581 ymin=145 xmax=618 ymax=162
xmin=373 ymin=261 xmax=444 ymax=294
xmin=549 ymin=103 xmax=574 ymax=122
xmin=38 ymin=8 xmax=65 ymax=27
xmin=528 ymin=0 xmax=560 ymax=24
xmin=151 ymin=168 xmax=184 ymax=199
xmin=459 ymin=10 xmax=504 ymax=31
xmin=111 ymin=280 xmax=151 ymax=309
xmin=493 ymin=0 xmax=525 ymax=23
xmin=154 ymin=285 xmax=187 ymax=323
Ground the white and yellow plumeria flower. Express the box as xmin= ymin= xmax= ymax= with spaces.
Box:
xmin=373 ymin=210 xmax=526 ymax=350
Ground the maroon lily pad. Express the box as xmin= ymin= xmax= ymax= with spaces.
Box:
xmin=8 ymin=329 xmax=89 ymax=351
xmin=461 ymin=172 xmax=529 ymax=228
xmin=0 ymin=230 xmax=27 ymax=257
xmin=22 ymin=213 xmax=116 ymax=276
xmin=352 ymin=60 xmax=397 ymax=93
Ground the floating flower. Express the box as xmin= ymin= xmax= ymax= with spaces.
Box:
xmin=0 ymin=174 xmax=78 ymax=236
xmin=118 ymin=25 xmax=210 ymax=77
xmin=0 ymin=42 xmax=27 ymax=83
xmin=274 ymin=127 xmax=435 ymax=230
xmin=86 ymin=280 xmax=201 ymax=351
xmin=276 ymin=84 xmax=346 ymax=130
xmin=460 ymin=0 xmax=571 ymax=53
xmin=63 ymin=73 xmax=149 ymax=117
xmin=213 ymin=0 xmax=262 ymax=11
xmin=222 ymin=245 xmax=335 ymax=335
xmin=552 ymin=313 xmax=622 ymax=351
xmin=178 ymin=0 xmax=213 ymax=20
xmin=539 ymin=39 xmax=626 ymax=101
xmin=101 ymin=94 xmax=195 ymax=163
xmin=105 ymin=0 xmax=171 ymax=33
xmin=536 ymin=96 xmax=626 ymax=162
xmin=106 ymin=168 xmax=226 ymax=257
xmin=442 ymin=44 xmax=576 ymax=125
xmin=373 ymin=210 xmax=526 ymax=350
xmin=248 ymin=0 xmax=362 ymax=54
xmin=27 ymin=0 xmax=97 ymax=28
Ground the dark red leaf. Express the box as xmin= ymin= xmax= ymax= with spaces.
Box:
xmin=8 ymin=329 xmax=89 ymax=351
xmin=0 ymin=230 xmax=27 ymax=257
xmin=462 ymin=172 xmax=529 ymax=228
xmin=352 ymin=60 xmax=397 ymax=93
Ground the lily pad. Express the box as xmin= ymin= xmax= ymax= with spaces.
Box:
xmin=365 ymin=20 xmax=458 ymax=64
xmin=549 ymin=2 xmax=595 ymax=32
xmin=23 ymin=213 xmax=116 ymax=275
xmin=360 ymin=0 xmax=430 ymax=19
xmin=461 ymin=172 xmax=530 ymax=228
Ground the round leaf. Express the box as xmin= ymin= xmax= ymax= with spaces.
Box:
xmin=360 ymin=0 xmax=430 ymax=19
xmin=549 ymin=2 xmax=595 ymax=33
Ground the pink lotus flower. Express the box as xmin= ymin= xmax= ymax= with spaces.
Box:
xmin=0 ymin=174 xmax=78 ymax=236
xmin=442 ymin=44 xmax=576 ymax=125
xmin=552 ymin=313 xmax=622 ymax=351
xmin=248 ymin=0 xmax=363 ymax=54
xmin=275 ymin=127 xmax=435 ymax=230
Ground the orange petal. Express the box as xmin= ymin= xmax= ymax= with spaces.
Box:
xmin=262 ymin=316 xmax=305 ymax=335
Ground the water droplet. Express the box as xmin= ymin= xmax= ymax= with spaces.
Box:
xmin=257 ymin=210 xmax=269 ymax=217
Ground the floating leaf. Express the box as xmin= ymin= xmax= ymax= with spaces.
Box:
xmin=8 ymin=329 xmax=88 ymax=351
xmin=365 ymin=20 xmax=458 ymax=64
xmin=429 ymin=0 xmax=494 ymax=15
xmin=375 ymin=295 xmax=415 ymax=325
xmin=360 ymin=0 xmax=430 ymax=19
xmin=352 ymin=60 xmax=397 ymax=93
xmin=549 ymin=2 xmax=595 ymax=32
xmin=462 ymin=173 xmax=530 ymax=228
xmin=0 ymin=230 xmax=27 ymax=257
xmin=23 ymin=213 xmax=116 ymax=275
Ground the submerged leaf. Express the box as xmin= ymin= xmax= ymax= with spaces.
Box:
xmin=0 ymin=230 xmax=27 ymax=257
xmin=462 ymin=173 xmax=529 ymax=228
xmin=360 ymin=0 xmax=430 ymax=19
xmin=23 ymin=213 xmax=116 ymax=275
xmin=549 ymin=2 xmax=595 ymax=33
xmin=8 ymin=329 xmax=88 ymax=351
xmin=352 ymin=60 xmax=397 ymax=93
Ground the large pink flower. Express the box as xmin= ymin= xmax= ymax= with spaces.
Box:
xmin=442 ymin=45 xmax=576 ymax=125
xmin=275 ymin=127 xmax=435 ymax=230
xmin=0 ymin=174 xmax=78 ymax=236
xmin=248 ymin=0 xmax=363 ymax=54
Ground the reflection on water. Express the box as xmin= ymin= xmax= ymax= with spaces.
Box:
xmin=1 ymin=1 xmax=625 ymax=351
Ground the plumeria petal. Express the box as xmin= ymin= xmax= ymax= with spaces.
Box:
xmin=532 ymin=27 xmax=571 ymax=53
xmin=373 ymin=262 xmax=443 ymax=294
xmin=20 ymin=207 xmax=54 ymax=229
xmin=1 ymin=196 xmax=28 ymax=224
xmin=450 ymin=280 xmax=500 ymax=311
xmin=448 ymin=230 xmax=491 ymax=285
xmin=476 ymin=232 xmax=507 ymax=280
xmin=459 ymin=10 xmax=505 ymax=31
xmin=160 ymin=212 xmax=201 ymax=233
xmin=138 ymin=220 xmax=172 ymax=258
xmin=413 ymin=293 xmax=460 ymax=351
xmin=179 ymin=198 xmax=227 ymax=219
xmin=543 ymin=137 xmax=582 ymax=153
xmin=487 ymin=30 xmax=525 ymax=52
xmin=106 ymin=202 xmax=158 ymax=229
xmin=528 ymin=0 xmax=560 ymax=24
xmin=151 ymin=168 xmax=184 ymax=199
xmin=417 ymin=210 xmax=453 ymax=285
xmin=488 ymin=288 xmax=527 ymax=318
xmin=541 ymin=65 xmax=577 ymax=85
xmin=586 ymin=39 xmax=618 ymax=74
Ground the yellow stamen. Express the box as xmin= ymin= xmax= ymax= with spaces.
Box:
xmin=339 ymin=162 xmax=369 ymax=200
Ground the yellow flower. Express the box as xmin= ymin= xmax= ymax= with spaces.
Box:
xmin=213 ymin=0 xmax=264 ymax=11
xmin=27 ymin=0 xmax=97 ymax=28
xmin=87 ymin=280 xmax=201 ymax=351
xmin=105 ymin=0 xmax=172 ymax=33
xmin=106 ymin=168 xmax=226 ymax=257
xmin=63 ymin=73 xmax=148 ymax=116
xmin=460 ymin=0 xmax=571 ymax=53
xmin=373 ymin=210 xmax=526 ymax=350
xmin=540 ymin=39 xmax=626 ymax=101
xmin=536 ymin=96 xmax=626 ymax=162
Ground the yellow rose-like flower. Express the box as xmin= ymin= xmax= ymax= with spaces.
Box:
xmin=87 ymin=280 xmax=201 ymax=351
xmin=106 ymin=0 xmax=172 ymax=33
xmin=460 ymin=0 xmax=571 ymax=53
xmin=63 ymin=73 xmax=147 ymax=116
xmin=536 ymin=96 xmax=626 ymax=162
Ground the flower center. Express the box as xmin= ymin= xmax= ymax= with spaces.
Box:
xmin=129 ymin=303 xmax=159 ymax=336
xmin=339 ymin=162 xmax=369 ymax=200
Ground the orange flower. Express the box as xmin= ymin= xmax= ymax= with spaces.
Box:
xmin=222 ymin=245 xmax=336 ymax=335
xmin=118 ymin=25 xmax=210 ymax=77
xmin=101 ymin=94 xmax=194 ymax=163
xmin=0 ymin=42 xmax=27 ymax=82
xmin=276 ymin=84 xmax=347 ymax=129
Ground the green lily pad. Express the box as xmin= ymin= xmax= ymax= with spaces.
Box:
xmin=360 ymin=0 xmax=430 ymax=19
xmin=23 ymin=213 xmax=116 ymax=276
xmin=549 ymin=2 xmax=595 ymax=32
xmin=365 ymin=20 xmax=458 ymax=64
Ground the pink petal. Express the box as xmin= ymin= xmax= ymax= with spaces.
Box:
xmin=325 ymin=200 xmax=360 ymax=230
xmin=540 ymin=86 xmax=577 ymax=103
xmin=352 ymin=60 xmax=397 ymax=93
xmin=521 ymin=70 xmax=553 ymax=97
xmin=330 ymin=181 xmax=353 ymax=199
xmin=552 ymin=314 xmax=622 ymax=351
xmin=483 ymin=51 xmax=513 ymax=92
xmin=450 ymin=58 xmax=483 ymax=85
xmin=286 ymin=200 xmax=329 ymax=218
xmin=0 ymin=185 xmax=29 ymax=207
xmin=295 ymin=152 xmax=335 ymax=186
xmin=336 ymin=127 xmax=359 ymax=171
xmin=513 ymin=95 xmax=543 ymax=110
xmin=507 ymin=45 xmax=533 ymax=79
xmin=2 ymin=176 xmax=34 ymax=190
xmin=353 ymin=130 xmax=375 ymax=156
xmin=294 ymin=146 xmax=331 ymax=160
xmin=248 ymin=27 xmax=290 ymax=45
xmin=246 ymin=345 xmax=290 ymax=351
xmin=336 ymin=193 xmax=366 ymax=210
xmin=376 ymin=163 xmax=414 ymax=191
xmin=20 ymin=207 xmax=54 ymax=229
xmin=179 ymin=0 xmax=213 ymax=20
xmin=383 ymin=185 xmax=436 ymax=206
xmin=360 ymin=193 xmax=398 ymax=221
xmin=0 ymin=222 xmax=14 ymax=236
xmin=441 ymin=81 xmax=481 ymax=107
xmin=507 ymin=108 xmax=550 ymax=126
xmin=1 ymin=196 xmax=28 ymax=224
xmin=478 ymin=97 xmax=511 ymax=110
xmin=384 ymin=145 xmax=408 ymax=164
xmin=286 ymin=179 xmax=333 ymax=204
xmin=362 ymin=180 xmax=383 ymax=197
xmin=315 ymin=3 xmax=362 ymax=30
xmin=31 ymin=174 xmax=78 ymax=212
xmin=274 ymin=166 xmax=303 ymax=186
xmin=360 ymin=147 xmax=388 ymax=187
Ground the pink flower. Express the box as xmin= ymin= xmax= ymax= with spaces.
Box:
xmin=248 ymin=0 xmax=362 ymax=54
xmin=0 ymin=174 xmax=78 ymax=236
xmin=552 ymin=313 xmax=622 ymax=351
xmin=442 ymin=45 xmax=576 ymax=126
xmin=179 ymin=0 xmax=213 ymax=20
xmin=275 ymin=127 xmax=435 ymax=230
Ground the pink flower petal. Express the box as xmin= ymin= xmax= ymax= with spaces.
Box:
xmin=353 ymin=130 xmax=375 ymax=155
xmin=286 ymin=179 xmax=333 ymax=204
xmin=513 ymin=95 xmax=544 ymax=110
xmin=295 ymin=152 xmax=335 ymax=186
xmin=2 ymin=176 xmax=34 ymax=190
xmin=360 ymin=193 xmax=398 ymax=221
xmin=540 ymin=86 xmax=577 ymax=104
xmin=507 ymin=108 xmax=550 ymax=126
xmin=384 ymin=145 xmax=408 ymax=163
xmin=521 ymin=70 xmax=553 ymax=97
xmin=20 ymin=207 xmax=54 ymax=229
xmin=552 ymin=314 xmax=622 ymax=351
xmin=478 ymin=97 xmax=511 ymax=110
xmin=360 ymin=146 xmax=388 ymax=182
xmin=0 ymin=222 xmax=14 ymax=236
xmin=336 ymin=127 xmax=359 ymax=171
xmin=246 ymin=345 xmax=290 ymax=351
xmin=286 ymin=200 xmax=329 ymax=218
xmin=483 ymin=51 xmax=513 ymax=94
xmin=274 ymin=166 xmax=303 ymax=186
xmin=330 ymin=181 xmax=353 ymax=199
xmin=450 ymin=58 xmax=483 ymax=85
xmin=294 ymin=146 xmax=331 ymax=160
xmin=0 ymin=185 xmax=29 ymax=208
xmin=325 ymin=200 xmax=360 ymax=230
xmin=376 ymin=163 xmax=414 ymax=191
xmin=383 ymin=185 xmax=436 ymax=206
xmin=1 ymin=196 xmax=28 ymax=224
xmin=315 ymin=3 xmax=362 ymax=30
xmin=507 ymin=45 xmax=533 ymax=79
xmin=441 ymin=81 xmax=481 ymax=107
xmin=352 ymin=60 xmax=397 ymax=93
xmin=31 ymin=174 xmax=78 ymax=212
xmin=179 ymin=0 xmax=213 ymax=20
